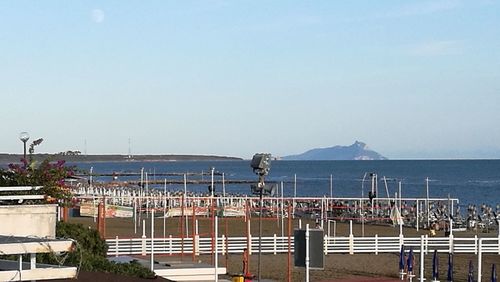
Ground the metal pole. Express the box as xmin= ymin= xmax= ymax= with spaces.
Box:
xmin=306 ymin=223 xmax=310 ymax=282
xmin=426 ymin=177 xmax=430 ymax=228
xmin=287 ymin=204 xmax=292 ymax=282
xmin=478 ymin=238 xmax=482 ymax=282
xmin=258 ymin=190 xmax=263 ymax=281
xmin=215 ymin=216 xmax=219 ymax=282
xmin=416 ymin=200 xmax=419 ymax=231
xmin=211 ymin=168 xmax=214 ymax=197
xmin=330 ymin=174 xmax=333 ymax=199
xmin=222 ymin=173 xmax=226 ymax=197
xmin=163 ymin=179 xmax=166 ymax=238
xmin=293 ymin=174 xmax=297 ymax=219
xmin=420 ymin=236 xmax=425 ymax=281
xmin=151 ymin=209 xmax=154 ymax=271
xmin=281 ymin=181 xmax=284 ymax=237
xmin=184 ymin=174 xmax=188 ymax=237
xmin=23 ymin=141 xmax=27 ymax=160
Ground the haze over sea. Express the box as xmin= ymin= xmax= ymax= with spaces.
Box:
xmin=73 ymin=160 xmax=500 ymax=207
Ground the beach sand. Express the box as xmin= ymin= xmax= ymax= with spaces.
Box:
xmin=65 ymin=216 xmax=499 ymax=281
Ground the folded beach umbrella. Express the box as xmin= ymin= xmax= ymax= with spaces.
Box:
xmin=468 ymin=260 xmax=475 ymax=282
xmin=493 ymin=264 xmax=497 ymax=282
xmin=432 ymin=249 xmax=439 ymax=281
xmin=399 ymin=245 xmax=405 ymax=273
xmin=407 ymin=247 xmax=414 ymax=273
xmin=447 ymin=253 xmax=453 ymax=282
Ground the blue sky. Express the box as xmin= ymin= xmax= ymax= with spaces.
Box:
xmin=1 ymin=1 xmax=499 ymax=159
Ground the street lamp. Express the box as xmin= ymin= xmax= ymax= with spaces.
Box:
xmin=19 ymin=132 xmax=30 ymax=160
xmin=250 ymin=153 xmax=275 ymax=282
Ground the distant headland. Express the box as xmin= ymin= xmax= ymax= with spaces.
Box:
xmin=0 ymin=153 xmax=242 ymax=164
xmin=282 ymin=141 xmax=387 ymax=160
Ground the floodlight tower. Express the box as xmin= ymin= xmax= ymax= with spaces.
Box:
xmin=250 ymin=153 xmax=274 ymax=282
xmin=19 ymin=132 xmax=30 ymax=160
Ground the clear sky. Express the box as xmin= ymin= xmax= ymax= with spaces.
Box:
xmin=1 ymin=1 xmax=499 ymax=159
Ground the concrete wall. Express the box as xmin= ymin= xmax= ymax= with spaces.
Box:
xmin=0 ymin=205 xmax=57 ymax=238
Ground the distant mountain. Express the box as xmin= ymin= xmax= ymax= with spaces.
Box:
xmin=282 ymin=141 xmax=387 ymax=160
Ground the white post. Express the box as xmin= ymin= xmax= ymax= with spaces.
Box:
xmin=375 ymin=234 xmax=378 ymax=255
xmin=306 ymin=224 xmax=310 ymax=282
xmin=115 ymin=236 xmax=119 ymax=257
xmin=141 ymin=220 xmax=146 ymax=256
xmin=477 ymin=238 xmax=482 ymax=282
xmin=134 ymin=199 xmax=137 ymax=235
xmin=324 ymin=234 xmax=328 ymax=255
xmin=416 ymin=200 xmax=419 ymax=231
xmin=327 ymin=220 xmax=331 ymax=237
xmin=145 ymin=173 xmax=149 ymax=218
xmin=299 ymin=219 xmax=302 ymax=229
xmin=273 ymin=233 xmax=277 ymax=255
xmin=293 ymin=174 xmax=297 ymax=219
xmin=281 ymin=181 xmax=284 ymax=237
xmin=349 ymin=220 xmax=353 ymax=236
xmin=321 ymin=197 xmax=325 ymax=229
xmin=222 ymin=173 xmax=226 ymax=197
xmin=196 ymin=219 xmax=199 ymax=236
xmin=151 ymin=209 xmax=154 ymax=271
xmin=349 ymin=220 xmax=354 ymax=254
xmin=169 ymin=235 xmax=172 ymax=255
xmin=184 ymin=174 xmax=189 ymax=237
xmin=164 ymin=179 xmax=167 ymax=238
xmin=426 ymin=177 xmax=430 ymax=228
xmin=420 ymin=235 xmax=425 ymax=282
xmin=330 ymin=174 xmax=333 ymax=199
xmin=30 ymin=253 xmax=36 ymax=270
xmin=214 ymin=216 xmax=218 ymax=282
xmin=211 ymin=168 xmax=214 ymax=198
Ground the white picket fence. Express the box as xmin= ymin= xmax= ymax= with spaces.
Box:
xmin=106 ymin=234 xmax=500 ymax=257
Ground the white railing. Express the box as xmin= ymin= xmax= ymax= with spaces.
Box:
xmin=106 ymin=234 xmax=500 ymax=257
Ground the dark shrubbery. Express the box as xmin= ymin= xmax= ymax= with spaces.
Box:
xmin=39 ymin=222 xmax=156 ymax=279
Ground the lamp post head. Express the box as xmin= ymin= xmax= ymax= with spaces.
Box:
xmin=250 ymin=153 xmax=271 ymax=176
xmin=19 ymin=132 xmax=30 ymax=143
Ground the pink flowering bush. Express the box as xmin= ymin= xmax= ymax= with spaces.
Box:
xmin=0 ymin=158 xmax=75 ymax=204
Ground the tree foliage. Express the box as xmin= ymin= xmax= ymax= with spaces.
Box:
xmin=39 ymin=222 xmax=156 ymax=279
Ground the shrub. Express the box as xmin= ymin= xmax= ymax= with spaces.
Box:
xmin=39 ymin=222 xmax=156 ymax=279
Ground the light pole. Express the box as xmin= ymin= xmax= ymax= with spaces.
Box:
xmin=19 ymin=132 xmax=30 ymax=160
xmin=210 ymin=167 xmax=215 ymax=197
xmin=250 ymin=153 xmax=274 ymax=282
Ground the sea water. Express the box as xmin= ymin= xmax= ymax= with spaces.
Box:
xmin=72 ymin=160 xmax=500 ymax=207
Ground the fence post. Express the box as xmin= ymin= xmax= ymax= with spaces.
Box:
xmin=375 ymin=234 xmax=378 ymax=255
xmin=449 ymin=233 xmax=454 ymax=254
xmin=222 ymin=234 xmax=226 ymax=255
xmin=141 ymin=222 xmax=147 ymax=256
xmin=323 ymin=234 xmax=328 ymax=255
xmin=169 ymin=235 xmax=173 ymax=255
xmin=399 ymin=230 xmax=404 ymax=248
xmin=477 ymin=238 xmax=482 ymax=282
xmin=248 ymin=234 xmax=252 ymax=255
xmin=195 ymin=234 xmax=200 ymax=256
xmin=115 ymin=236 xmax=119 ymax=257
xmin=474 ymin=235 xmax=478 ymax=255
xmin=349 ymin=220 xmax=354 ymax=255
xmin=498 ymin=229 xmax=500 ymax=255
xmin=273 ymin=234 xmax=277 ymax=255
xmin=420 ymin=235 xmax=425 ymax=281
xmin=425 ymin=234 xmax=429 ymax=255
